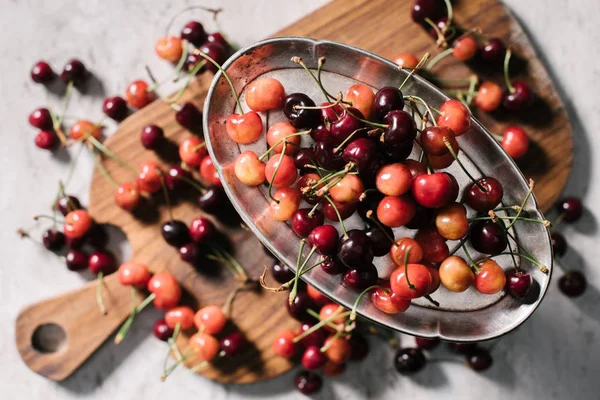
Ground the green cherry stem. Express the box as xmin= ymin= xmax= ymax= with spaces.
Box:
xmin=468 ymin=214 xmax=551 ymax=227
xmin=293 ymin=310 xmax=352 ymax=343
xmin=505 ymin=231 xmax=549 ymax=273
xmin=400 ymin=52 xmax=431 ymax=90
xmin=504 ymin=49 xmax=515 ymax=93
xmin=96 ymin=271 xmax=107 ymax=315
xmin=426 ymin=48 xmax=452 ymax=71
xmin=323 ymin=195 xmax=348 ymax=237
xmin=257 ymin=131 xmax=311 ymax=161
xmin=403 ymin=247 xmax=416 ymax=290
xmin=87 ymin=136 xmax=138 ymax=175
xmin=93 ymin=151 xmax=120 ymax=188
xmin=443 ymin=136 xmax=486 ymax=192
xmin=406 ymin=95 xmax=438 ymax=127
xmin=461 ymin=243 xmax=481 ymax=273
xmin=365 ymin=210 xmax=398 ymax=247
xmin=349 ymin=285 xmax=383 ymax=322
xmin=267 ymin=143 xmax=287 ymax=203
xmin=505 ymin=179 xmax=535 ymax=230
xmin=192 ymin=49 xmax=243 ymax=114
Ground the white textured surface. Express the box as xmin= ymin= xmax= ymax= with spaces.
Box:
xmin=1 ymin=0 xmax=599 ymax=399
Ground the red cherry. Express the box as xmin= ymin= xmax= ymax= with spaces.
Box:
xmin=503 ymin=81 xmax=533 ymax=111
xmin=246 ymin=77 xmax=285 ymax=112
xmin=180 ymin=21 xmax=207 ymax=46
xmin=390 ymin=238 xmax=423 ymax=266
xmin=292 ymin=209 xmax=325 ymax=238
xmin=302 ymin=345 xmax=327 ymax=370
xmin=194 ymin=305 xmax=227 ymax=334
xmin=428 ymin=151 xmax=455 ymax=169
xmin=29 ymin=108 xmax=53 ymax=130
xmin=322 ymin=199 xmax=356 ymax=221
xmin=153 ymin=319 xmax=173 ymax=341
xmin=296 ymin=173 xmax=322 ymax=204
xmin=501 ymin=126 xmax=529 ymax=159
xmin=31 ymin=61 xmax=55 ymax=84
xmin=376 ymin=195 xmax=417 ymax=228
xmin=453 ymin=36 xmax=478 ymax=61
xmin=437 ymin=100 xmax=471 ymax=136
xmin=118 ymin=261 xmax=151 ymax=288
xmin=394 ymin=53 xmax=419 ymax=68
xmin=306 ymin=284 xmax=328 ymax=305
xmin=225 ymin=112 xmax=263 ymax=144
xmin=375 ymin=163 xmax=413 ymax=196
xmin=103 ymin=96 xmax=128 ymax=121
xmin=165 ymin=306 xmax=195 ymax=330
xmin=189 ymin=333 xmax=220 ymax=361
xmin=147 ymin=272 xmax=182 ymax=309
xmin=114 ymin=182 xmax=140 ymax=211
xmin=371 ymin=286 xmax=410 ymax=314
xmin=272 ymin=329 xmax=298 ymax=357
xmin=405 ymin=159 xmax=427 ymax=178
xmin=179 ymin=137 xmax=207 ymax=167
xmin=419 ymin=126 xmax=458 ymax=156
xmin=199 ymin=156 xmax=221 ymax=186
xmin=474 ymin=259 xmax=506 ymax=294
xmin=412 ymin=173 xmax=453 ymax=208
xmin=88 ymin=251 xmax=116 ymax=275
xmin=308 ymin=225 xmax=339 ymax=255
xmin=390 ymin=264 xmax=432 ymax=299
xmin=136 ymin=161 xmax=162 ymax=193
xmin=475 ymin=81 xmax=503 ymax=112
xmin=189 ymin=217 xmax=215 ymax=244
xmin=125 ymin=80 xmax=154 ymax=109
xmin=464 ymin=177 xmax=503 ymax=212
xmin=63 ymin=210 xmax=93 ymax=239
xmin=34 ymin=130 xmax=56 ymax=150
xmin=323 ymin=335 xmax=351 ymax=364
xmin=320 ymin=102 xmax=343 ymax=124
xmin=330 ymin=107 xmax=365 ymax=145
xmin=265 ymin=155 xmax=297 ymax=188
xmin=69 ymin=120 xmax=101 ymax=141
xmin=415 ymin=227 xmax=449 ymax=263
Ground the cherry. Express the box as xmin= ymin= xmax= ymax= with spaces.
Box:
xmin=503 ymin=81 xmax=533 ymax=111
xmin=345 ymin=84 xmax=375 ymax=119
xmin=323 ymin=335 xmax=351 ymax=364
xmin=437 ymin=100 xmax=471 ymax=136
xmin=343 ymin=138 xmax=379 ymax=175
xmin=320 ymin=257 xmax=346 ymax=275
xmin=475 ymin=81 xmax=503 ymax=112
xmin=283 ymin=93 xmax=320 ymax=129
xmin=198 ymin=187 xmax=226 ymax=213
xmin=35 ymin=130 xmax=56 ymax=150
xmin=474 ymin=259 xmax=506 ymax=294
xmin=88 ymin=251 xmax=116 ymax=275
xmin=428 ymin=17 xmax=450 ymax=39
xmin=296 ymin=173 xmax=322 ymax=205
xmin=435 ymin=202 xmax=468 ymax=240
xmin=314 ymin=138 xmax=345 ymax=170
xmin=64 ymin=210 xmax=93 ymax=239
xmin=189 ymin=332 xmax=220 ymax=361
xmin=427 ymin=263 xmax=441 ymax=294
xmin=405 ymin=159 xmax=427 ymax=179
xmin=481 ymin=38 xmax=506 ymax=65
xmin=377 ymin=195 xmax=417 ymax=228
xmin=307 ymin=285 xmax=328 ymax=305
xmin=153 ymin=319 xmax=174 ymax=342
xmin=415 ymin=227 xmax=449 ymax=263
xmin=411 ymin=0 xmax=444 ymax=24
xmin=323 ymin=361 xmax=346 ymax=377
xmin=271 ymin=262 xmax=295 ymax=283
xmin=322 ymin=199 xmax=355 ymax=221
xmin=125 ymin=80 xmax=154 ymax=109
xmin=412 ymin=172 xmax=453 ymax=209
xmin=181 ymin=21 xmax=207 ymax=47
xmin=267 ymin=122 xmax=300 ymax=154
xmin=428 ymin=151 xmax=455 ymax=169
xmin=311 ymin=124 xmax=333 ymax=143
xmin=69 ymin=120 xmax=101 ymax=141
xmin=308 ymin=225 xmax=339 ymax=256
xmin=207 ymin=32 xmax=230 ymax=49
xmin=235 ymin=151 xmax=265 ymax=186
xmin=383 ymin=110 xmax=417 ymax=148
xmin=405 ymin=205 xmax=435 ymax=230
xmin=287 ymin=291 xmax=316 ymax=321
xmin=29 ymin=108 xmax=53 ymax=130
xmin=85 ymin=224 xmax=109 ymax=249
xmin=246 ymin=77 xmax=285 ymax=112
xmin=469 ymin=220 xmax=507 ymax=255
xmin=295 ymin=370 xmax=322 ymax=395
xmin=551 ymin=232 xmax=567 ymax=257
xmin=394 ymin=347 xmax=426 ymax=374
xmin=337 ymin=230 xmax=374 ymax=268
xmin=136 ymin=161 xmax=162 ymax=193
xmin=293 ymin=147 xmax=317 ymax=174
xmin=302 ymin=345 xmax=327 ymax=370
xmin=330 ymin=107 xmax=365 ymax=145
xmin=220 ymin=332 xmax=246 ymax=357
xmin=164 ymin=166 xmax=189 ymax=191
xmin=415 ymin=337 xmax=440 ymax=350
xmin=505 ymin=268 xmax=532 ymax=299
xmin=115 ymin=182 xmax=140 ymax=211
xmin=161 ymin=220 xmax=191 ymax=247
xmin=155 ymin=36 xmax=183 ymax=62
xmin=42 ymin=229 xmax=65 ymax=251
xmin=65 ymin=249 xmax=88 ymax=271
xmin=558 ymin=271 xmax=586 ymax=297
xmin=30 ymin=61 xmax=55 ymax=84
xmin=179 ymin=243 xmax=200 ymax=263
xmin=226 ymin=112 xmax=263 ymax=144
xmin=117 ymin=261 xmax=150 ymax=288
xmin=329 ymin=174 xmax=364 ymax=205
xmin=60 ymin=59 xmax=87 ymax=85
xmin=175 ymin=102 xmax=203 ymax=131
xmin=373 ymin=86 xmax=404 ymax=122
xmin=319 ymin=101 xmax=343 ymax=124
xmin=343 ymin=264 xmax=378 ymax=290
xmin=446 ymin=172 xmax=460 ymax=202
xmin=448 ymin=342 xmax=478 ymax=355
xmin=467 ymin=348 xmax=493 ymax=371
xmin=375 ymin=163 xmax=412 ymax=196
xmin=179 ymin=137 xmax=207 ymax=167
xmin=390 ymin=263 xmax=432 ymax=299
xmin=390 ymin=238 xmax=423 ymax=266
xmin=464 ymin=177 xmax=504 ymax=212
xmin=419 ymin=126 xmax=458 ymax=156
xmin=556 ymin=197 xmax=583 ymax=222
xmin=394 ymin=53 xmax=419 ymax=69
xmin=272 ymin=329 xmax=298 ymax=357
xmin=357 ymin=190 xmax=384 ymax=221
xmin=365 ymin=224 xmax=394 ymax=257
xmin=371 ymin=286 xmax=410 ymax=314
xmin=140 ymin=125 xmax=164 ymax=150
xmin=269 ymin=188 xmax=301 ymax=221
xmin=198 ymin=42 xmax=226 ymax=73
xmin=453 ymin=36 xmax=478 ymax=61
xmin=501 ymin=126 xmax=529 ymax=159
xmin=184 ymin=53 xmax=205 ymax=74
xmin=292 ymin=209 xmax=324 ymax=238
xmin=439 ymin=256 xmax=474 ymax=292
xmin=102 ymin=96 xmax=128 ymax=121
xmin=349 ymin=333 xmax=369 ymax=361
xmin=199 ymin=156 xmax=221 ymax=186
xmin=297 ymin=323 xmax=327 ymax=348
xmin=194 ymin=305 xmax=227 ymax=334
xmin=55 ymin=195 xmax=82 ymax=216
xmin=165 ymin=306 xmax=195 ymax=330
xmin=188 ymin=218 xmax=213 ymax=245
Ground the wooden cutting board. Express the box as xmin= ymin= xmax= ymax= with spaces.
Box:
xmin=15 ymin=0 xmax=571 ymax=383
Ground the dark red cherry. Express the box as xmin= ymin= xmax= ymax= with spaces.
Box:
xmin=153 ymin=319 xmax=174 ymax=341
xmin=308 ymin=225 xmax=339 ymax=256
xmin=380 ymin=141 xmax=413 ymax=163
xmin=411 ymin=0 xmax=444 ymax=24
xmin=394 ymin=347 xmax=426 ymax=374
xmin=406 ymin=205 xmax=435 ymax=229
xmin=464 ymin=177 xmax=503 ymax=212
xmin=287 ymin=291 xmax=316 ymax=321
xmin=412 ymin=173 xmax=453 ymax=209
xmin=415 ymin=337 xmax=440 ymax=350
xmin=293 ymin=147 xmax=316 ymax=173
xmin=343 ymin=264 xmax=378 ymax=290
xmin=283 ymin=93 xmax=320 ymax=129
xmin=65 ymin=249 xmax=88 ymax=271
xmin=320 ymin=257 xmax=346 ymax=275
xmin=558 ymin=271 xmax=586 ymax=297
xmin=292 ymin=209 xmax=324 ymax=238
xmin=330 ymin=107 xmax=365 ymax=145
xmin=85 ymin=224 xmax=109 ymax=249
xmin=102 ymin=96 xmax=128 ymax=121
xmin=373 ymin=86 xmax=404 ymax=122
xmin=184 ymin=53 xmax=205 ymax=75
xmin=469 ymin=220 xmax=507 ymax=255
xmin=322 ymin=200 xmax=356 ymax=221
xmin=42 ymin=229 xmax=65 ymax=251
xmin=175 ymin=102 xmax=202 ymax=131
xmin=320 ymin=101 xmax=343 ymax=124
xmin=66 ymin=236 xmax=84 ymax=250
xmin=141 ymin=125 xmax=164 ymax=150
xmin=556 ymin=197 xmax=583 ymax=222
xmin=551 ymin=232 xmax=567 ymax=257
xmin=342 ymin=138 xmax=379 ymax=175
xmin=445 ymin=172 xmax=459 ymax=202
xmin=31 ymin=61 xmax=55 ymax=84
xmin=179 ymin=243 xmax=200 ymax=263
xmin=349 ymin=333 xmax=369 ymax=361
xmin=198 ymin=187 xmax=226 ymax=213
xmin=311 ymin=124 xmax=333 ymax=142
xmin=302 ymin=345 xmax=327 ymax=370
xmin=503 ymin=81 xmax=533 ymax=111
xmin=35 ymin=130 xmax=56 ymax=150
xmin=419 ymin=126 xmax=457 ymax=156
xmin=165 ymin=165 xmax=189 ymax=191
xmin=29 ymin=108 xmax=53 ymax=130
xmin=189 ymin=217 xmax=214 ymax=244
xmin=88 ymin=251 xmax=116 ymax=275
xmin=428 ymin=18 xmax=452 ymax=41
xmin=357 ymin=190 xmax=384 ymax=221
xmin=55 ymin=195 xmax=82 ymax=216
xmin=383 ymin=110 xmax=417 ymax=148
xmin=161 ymin=220 xmax=191 ymax=247
xmin=60 ymin=59 xmax=87 ymax=85
xmin=448 ymin=342 xmax=478 ymax=355
xmin=297 ymin=323 xmax=327 ymax=348
xmin=365 ymin=224 xmax=393 ymax=257
xmin=181 ymin=21 xmax=207 ymax=47
xmin=505 ymin=269 xmax=532 ymax=299
xmin=271 ymin=263 xmax=295 ymax=283
xmin=481 ymin=38 xmax=506 ymax=65
xmin=295 ymin=370 xmax=322 ymax=395
xmin=198 ymin=42 xmax=226 ymax=73
xmin=314 ymin=138 xmax=345 ymax=171
xmin=337 ymin=230 xmax=374 ymax=268
xmin=220 ymin=332 xmax=246 ymax=357
xmin=467 ymin=348 xmax=493 ymax=371
xmin=207 ymin=32 xmax=231 ymax=53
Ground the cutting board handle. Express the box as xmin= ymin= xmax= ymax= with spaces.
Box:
xmin=15 ymin=273 xmax=136 ymax=381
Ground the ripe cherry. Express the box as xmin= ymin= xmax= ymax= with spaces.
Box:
xmin=271 ymin=263 xmax=294 ymax=284
xmin=296 ymin=173 xmax=321 ymax=205
xmin=437 ymin=100 xmax=471 ymax=136
xmin=65 ymin=249 xmax=88 ymax=271
xmin=225 ymin=111 xmax=263 ymax=144
xmin=297 ymin=323 xmax=327 ymax=348
xmin=136 ymin=161 xmax=162 ymax=193
xmin=453 ymin=36 xmax=478 ymax=61
xmin=272 ymin=329 xmax=298 ymax=357
xmin=474 ymin=259 xmax=506 ymax=294
xmin=501 ymin=126 xmax=529 ymax=159
xmin=439 ymin=256 xmax=474 ymax=292
xmin=302 ymin=345 xmax=327 ymax=370
xmin=344 ymin=84 xmax=375 ymax=119
xmin=383 ymin=110 xmax=417 ymax=148
xmin=419 ymin=126 xmax=458 ymax=156
xmin=35 ymin=130 xmax=56 ymax=150
xmin=308 ymin=225 xmax=339 ymax=256
xmin=481 ymin=38 xmax=506 ymax=65
xmin=161 ymin=220 xmax=191 ymax=247
xmin=376 ymin=163 xmax=412 ymax=196
xmin=292 ymin=209 xmax=324 ymax=238
xmin=287 ymin=291 xmax=316 ymax=321
xmin=505 ymin=269 xmax=532 ymax=299
xmin=179 ymin=243 xmax=200 ymax=263
xmin=42 ymin=229 xmax=65 ymax=251
xmin=115 ymin=182 xmax=140 ymax=211
xmin=464 ymin=177 xmax=504 ymax=212
xmin=265 ymin=155 xmax=297 ymax=188
xmin=147 ymin=271 xmax=182 ymax=309
xmin=390 ymin=263 xmax=432 ymax=299
xmin=556 ymin=197 xmax=583 ymax=222
xmin=343 ymin=138 xmax=379 ymax=175
xmin=411 ymin=0 xmax=444 ymax=24
xmin=165 ymin=306 xmax=195 ymax=330
xmin=141 ymin=125 xmax=164 ymax=150
xmin=155 ymin=36 xmax=183 ymax=62
xmin=373 ymin=86 xmax=404 ymax=122
xmin=283 ymin=93 xmax=320 ymax=129
xmin=153 ymin=319 xmax=174 ymax=341
xmin=189 ymin=217 xmax=214 ymax=244
xmin=394 ymin=53 xmax=419 ymax=69
xmin=319 ymin=101 xmax=343 ymax=124
xmin=320 ymin=257 xmax=346 ymax=275
xmin=88 ymin=251 xmax=116 ymax=275
xmin=220 ymin=332 xmax=247 ymax=357
xmin=266 ymin=122 xmax=300 ymax=154
xmin=337 ymin=230 xmax=374 ymax=268
xmin=164 ymin=166 xmax=189 ymax=191
xmin=55 ymin=195 xmax=81 ymax=216
xmin=69 ymin=120 xmax=101 ymax=141
xmin=269 ymin=188 xmax=301 ymax=221
xmin=293 ymin=147 xmax=316 ymax=174
xmin=179 ymin=137 xmax=206 ymax=167
xmin=60 ymin=59 xmax=87 ymax=85
xmin=467 ymin=348 xmax=493 ymax=371
xmin=29 ymin=108 xmax=53 ymax=130
xmin=469 ymin=220 xmax=507 ymax=255
xmin=31 ymin=61 xmax=55 ymax=84
xmin=175 ymin=102 xmax=203 ymax=131
xmin=199 ymin=156 xmax=221 ymax=186
xmin=415 ymin=337 xmax=440 ymax=350
xmin=246 ymin=77 xmax=285 ymax=112
xmin=323 ymin=335 xmax=351 ymax=364
xmin=365 ymin=224 xmax=394 ymax=257
xmin=314 ymin=138 xmax=345 ymax=170
xmin=235 ymin=151 xmax=266 ymax=186
xmin=125 ymin=80 xmax=154 ymax=109
xmin=198 ymin=187 xmax=226 ymax=213
xmin=435 ymin=202 xmax=468 ymax=240
xmin=180 ymin=21 xmax=206 ymax=47
xmin=329 ymin=174 xmax=364 ymax=205
xmin=318 ymin=303 xmax=349 ymax=328
xmin=394 ymin=347 xmax=426 ymax=374
xmin=307 ymin=285 xmax=328 ymax=305
xmin=551 ymin=232 xmax=567 ymax=257
xmin=428 ymin=151 xmax=455 ymax=169
xmin=475 ymin=81 xmax=503 ymax=112
xmin=503 ymin=81 xmax=533 ymax=111
xmin=349 ymin=333 xmax=369 ymax=361
xmin=189 ymin=332 xmax=220 ymax=361
xmin=330 ymin=107 xmax=365 ymax=145
xmin=412 ymin=172 xmax=453 ymax=209
xmin=295 ymin=370 xmax=322 ymax=395
xmin=103 ymin=96 xmax=128 ymax=121
xmin=371 ymin=286 xmax=410 ymax=314
xmin=64 ymin=210 xmax=93 ymax=239
xmin=390 ymin=238 xmax=424 ymax=266
xmin=415 ymin=227 xmax=449 ymax=263
xmin=558 ymin=271 xmax=586 ymax=297
xmin=117 ymin=261 xmax=151 ymax=288
xmin=343 ymin=264 xmax=378 ymax=290
xmin=198 ymin=42 xmax=226 ymax=73
xmin=377 ymin=195 xmax=417 ymax=227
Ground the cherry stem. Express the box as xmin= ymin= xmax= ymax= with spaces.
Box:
xmin=93 ymin=151 xmax=119 ymax=188
xmin=506 ymin=233 xmax=520 ymax=272
xmin=96 ymin=271 xmax=107 ymax=315
xmin=365 ymin=210 xmax=397 ymax=247
xmin=505 ymin=231 xmax=548 ymax=273
xmin=324 ymin=194 xmax=348 ymax=237
xmin=307 ymin=201 xmax=322 ymax=218
xmin=192 ymin=49 xmax=243 ymax=114
xmin=87 ymin=136 xmax=138 ymax=175
xmin=504 ymin=49 xmax=515 ymax=93
xmin=294 ymin=98 xmax=342 ymax=110
xmin=424 ymin=18 xmax=448 ymax=49
xmin=443 ymin=137 xmax=486 ymax=192
xmin=350 ymin=285 xmax=384 ymax=322
xmin=57 ymin=80 xmax=74 ymax=128
xmin=164 ymin=5 xmax=222 ymax=37
xmin=267 ymin=143 xmax=287 ymax=203
xmin=157 ymin=169 xmax=174 ymax=221
xmin=161 ymin=347 xmax=197 ymax=381
xmin=461 ymin=243 xmax=481 ymax=273
xmin=333 ymin=127 xmax=369 ymax=153
xmin=448 ymin=236 xmax=468 ymax=256
xmin=207 ymin=242 xmax=248 ymax=281
xmin=400 ymin=53 xmax=431 ymax=90
xmin=424 ymin=294 xmax=440 ymax=307
xmin=290 ymin=240 xmax=306 ymax=304
xmin=33 ymin=214 xmax=64 ymax=223
xmin=289 ymin=244 xmax=317 ymax=306
xmin=464 ymin=75 xmax=478 ymax=106
xmin=222 ymin=282 xmax=246 ymax=316
xmin=257 ymin=131 xmax=311 ymax=161
xmin=468 ymin=215 xmax=550 ymax=227
xmin=505 ymin=179 xmax=535 ymax=230
xmin=179 ymin=175 xmax=207 ymax=194
xmin=167 ymin=322 xmax=183 ymax=362
xmin=292 ymin=56 xmax=338 ymax=104
xmin=342 ymin=105 xmax=388 ymax=129
xmin=444 ymin=0 xmax=454 ymax=25
xmin=306 ymin=308 xmax=341 ymax=331
xmin=293 ymin=309 xmax=352 ymax=343
xmin=146 ymin=45 xmax=189 ymax=93
xmin=406 ymin=95 xmax=437 ymax=127
xmin=320 ymin=327 xmax=346 ymax=353
xmin=259 ymin=258 xmax=327 ymax=292
xmin=114 ymin=292 xmax=156 ymax=344
xmin=403 ymin=247 xmax=416 ymax=290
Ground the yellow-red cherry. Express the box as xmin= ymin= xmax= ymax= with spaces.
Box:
xmin=165 ymin=306 xmax=195 ymax=330
xmin=265 ymin=155 xmax=297 ymax=188
xmin=199 ymin=156 xmax=221 ymax=186
xmin=474 ymin=259 xmax=506 ymax=294
xmin=147 ymin=272 xmax=182 ymax=309
xmin=137 ymin=161 xmax=163 ymax=193
xmin=115 ymin=182 xmax=141 ymax=211
xmin=439 ymin=256 xmax=474 ymax=292
xmin=225 ymin=112 xmax=263 ymax=144
xmin=117 ymin=261 xmax=151 ymax=288
xmin=189 ymin=332 xmax=220 ymax=361
xmin=437 ymin=100 xmax=471 ymax=136
xmin=344 ymin=84 xmax=375 ymax=120
xmin=179 ymin=137 xmax=207 ymax=167
xmin=194 ymin=305 xmax=227 ymax=334
xmin=245 ymin=77 xmax=285 ymax=112
xmin=155 ymin=36 xmax=183 ymax=62
xmin=69 ymin=120 xmax=101 ymax=141
xmin=269 ymin=188 xmax=301 ymax=221
xmin=235 ymin=150 xmax=266 ymax=186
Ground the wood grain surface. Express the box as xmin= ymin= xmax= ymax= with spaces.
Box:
xmin=15 ymin=0 xmax=571 ymax=383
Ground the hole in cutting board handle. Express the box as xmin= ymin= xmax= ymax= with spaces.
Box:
xmin=31 ymin=323 xmax=67 ymax=354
